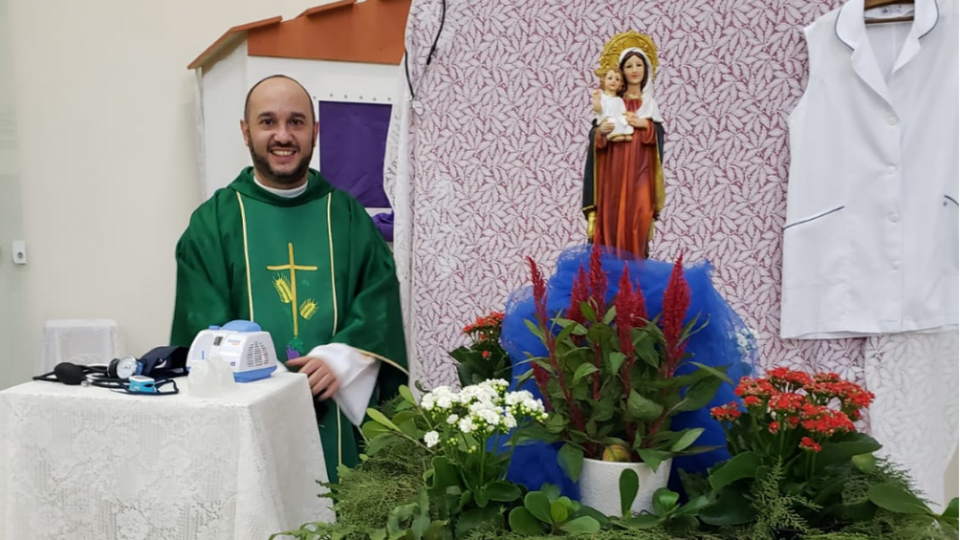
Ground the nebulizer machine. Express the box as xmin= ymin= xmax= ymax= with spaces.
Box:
xmin=186 ymin=320 xmax=279 ymax=396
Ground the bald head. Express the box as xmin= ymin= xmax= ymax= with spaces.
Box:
xmin=240 ymin=75 xmax=318 ymax=189
xmin=243 ymin=75 xmax=315 ymax=124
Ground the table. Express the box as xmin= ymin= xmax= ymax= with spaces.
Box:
xmin=0 ymin=372 xmax=334 ymax=539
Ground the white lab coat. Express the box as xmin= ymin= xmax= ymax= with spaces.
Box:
xmin=781 ymin=0 xmax=958 ymax=339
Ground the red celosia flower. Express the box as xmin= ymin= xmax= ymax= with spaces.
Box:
xmin=661 ymin=254 xmax=691 ymax=376
xmin=566 ymin=265 xmax=590 ymax=325
xmin=588 ymin=243 xmax=608 ymax=316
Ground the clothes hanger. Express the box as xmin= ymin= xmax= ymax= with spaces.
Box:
xmin=864 ymin=0 xmax=915 ymax=24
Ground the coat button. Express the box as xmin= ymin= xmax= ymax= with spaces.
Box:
xmin=889 ymin=213 xmax=900 ymax=222
xmin=887 ymin=165 xmax=897 ymax=174
xmin=887 ymin=116 xmax=898 ymax=125
xmin=892 ymin=260 xmax=902 ymax=270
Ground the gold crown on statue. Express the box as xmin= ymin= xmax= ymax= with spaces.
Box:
xmin=594 ymin=31 xmax=659 ymax=80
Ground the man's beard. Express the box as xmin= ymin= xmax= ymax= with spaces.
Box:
xmin=249 ymin=143 xmax=313 ymax=187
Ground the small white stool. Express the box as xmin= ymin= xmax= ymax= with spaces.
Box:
xmin=39 ymin=319 xmax=126 ymax=375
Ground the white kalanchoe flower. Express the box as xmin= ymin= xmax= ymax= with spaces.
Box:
xmin=459 ymin=417 xmax=476 ymax=434
xmin=424 ymin=431 xmax=440 ymax=448
xmin=421 ymin=394 xmax=436 ymax=411
xmin=446 ymin=414 xmax=459 ymax=425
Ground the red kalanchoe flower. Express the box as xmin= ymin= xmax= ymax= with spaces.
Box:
xmin=743 ymin=395 xmax=761 ymax=407
xmin=799 ymin=437 xmax=822 ymax=452
xmin=768 ymin=392 xmax=806 ymax=413
xmin=710 ymin=402 xmax=742 ymax=422
xmin=736 ymin=377 xmax=776 ymax=399
xmin=661 ymin=253 xmax=691 ymax=376
xmin=768 ymin=421 xmax=781 ymax=434
xmin=566 ymin=265 xmax=590 ymax=325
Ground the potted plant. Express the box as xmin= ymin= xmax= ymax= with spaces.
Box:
xmin=449 ymin=311 xmax=512 ymax=388
xmin=521 ymin=245 xmax=730 ymax=516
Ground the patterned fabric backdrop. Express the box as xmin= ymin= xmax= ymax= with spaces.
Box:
xmin=392 ymin=0 xmax=867 ymax=387
xmin=384 ymin=0 xmax=958 ymax=504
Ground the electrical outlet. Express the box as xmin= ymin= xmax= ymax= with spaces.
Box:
xmin=12 ymin=240 xmax=26 ymax=265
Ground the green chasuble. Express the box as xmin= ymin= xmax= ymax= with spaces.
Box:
xmin=170 ymin=167 xmax=408 ymax=483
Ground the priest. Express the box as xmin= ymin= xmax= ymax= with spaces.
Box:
xmin=171 ymin=75 xmax=408 ymax=482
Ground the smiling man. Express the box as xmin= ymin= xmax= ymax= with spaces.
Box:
xmin=171 ymin=75 xmax=408 ymax=482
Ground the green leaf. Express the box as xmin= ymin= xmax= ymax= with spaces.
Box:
xmin=581 ymin=302 xmax=597 ymax=323
xmin=545 ymin=413 xmax=567 ymax=434
xmin=637 ymin=449 xmax=670 ymax=473
xmin=621 ymin=514 xmax=662 ymax=529
xmin=411 ymin=514 xmax=430 ymax=539
xmin=628 ymin=391 xmax=664 ymax=421
xmin=669 ymin=428 xmax=704 ymax=453
xmin=619 ymin=468 xmax=639 ymax=516
xmin=852 ymin=453 xmax=877 ymax=474
xmin=429 ymin=457 xmax=461 ymax=493
xmin=555 ymin=320 xmax=580 ymax=346
xmin=558 ymin=443 xmax=585 ymax=482
xmin=674 ymin=378 xmax=723 ymax=412
xmin=399 ymin=385 xmax=417 ymax=405
xmin=369 ymin=529 xmax=387 ymax=540
xmin=475 ymin=487 xmax=489 ymax=507
xmin=676 ymin=495 xmax=711 ymax=516
xmin=607 ymin=351 xmax=627 ymax=376
xmin=361 ymin=419 xmax=392 ymax=442
xmin=366 ymin=408 xmax=400 ymax=431
xmin=689 ymin=362 xmax=732 ymax=384
xmin=816 ymin=434 xmax=883 ymax=470
xmin=708 ymin=451 xmax=761 ymax=491
xmin=573 ymin=504 xmax=609 ymax=527
xmin=572 ymin=363 xmax=599 ymax=386
xmin=868 ymin=483 xmax=934 ymax=515
xmin=364 ymin=432 xmax=394 ymax=456
xmin=943 ymin=497 xmax=959 ymax=519
xmin=457 ymin=490 xmax=473 ymax=513
xmin=550 ymin=499 xmax=570 ymax=524
xmin=484 ymin=480 xmax=522 ymax=502
xmin=524 ymin=491 xmax=553 ymax=523
xmin=523 ymin=319 xmax=545 ymax=341
xmin=542 ymin=483 xmax=561 ymax=502
xmin=699 ymin=487 xmax=757 ymax=526
xmin=509 ymin=507 xmax=546 ymax=536
xmin=558 ymin=516 xmax=601 ymax=534
xmin=651 ymin=488 xmax=680 ymax=516
xmin=456 ymin=506 xmax=504 ymax=538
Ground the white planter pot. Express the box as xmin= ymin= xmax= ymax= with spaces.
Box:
xmin=578 ymin=457 xmax=672 ymax=516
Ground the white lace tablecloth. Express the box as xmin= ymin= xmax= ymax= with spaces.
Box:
xmin=0 ymin=372 xmax=334 ymax=540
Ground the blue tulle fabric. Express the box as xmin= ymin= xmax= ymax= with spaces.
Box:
xmin=501 ymin=245 xmax=756 ymax=497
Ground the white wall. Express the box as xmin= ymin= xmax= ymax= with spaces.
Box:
xmin=200 ymin=42 xmax=250 ymax=200
xmin=3 ymin=0 xmax=335 ymax=389
xmin=0 ymin=0 xmax=28 ymax=390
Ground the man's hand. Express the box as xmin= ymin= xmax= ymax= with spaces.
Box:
xmin=286 ymin=356 xmax=340 ymax=399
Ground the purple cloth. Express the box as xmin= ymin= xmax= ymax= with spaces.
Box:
xmin=318 ymin=101 xmax=392 ymax=208
xmin=372 ymin=211 xmax=395 ymax=243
